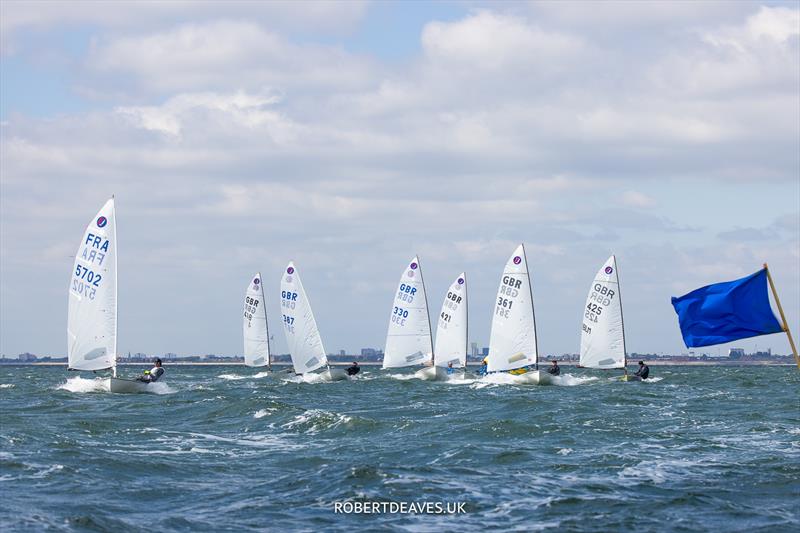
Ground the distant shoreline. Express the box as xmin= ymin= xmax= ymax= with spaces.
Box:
xmin=6 ymin=361 xmax=796 ymax=367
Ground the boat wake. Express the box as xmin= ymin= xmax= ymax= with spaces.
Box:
xmin=58 ymin=376 xmax=175 ymax=394
xmin=218 ymin=371 xmax=271 ymax=381
xmin=476 ymin=373 xmax=523 ymax=386
xmin=300 ymin=373 xmax=328 ymax=384
xmin=58 ymin=376 xmax=109 ymax=393
xmin=555 ymin=374 xmax=599 ymax=386
xmin=473 ymin=372 xmax=598 ymax=387
xmin=441 ymin=375 xmax=478 ymax=385
xmin=385 ymin=373 xmax=418 ymax=381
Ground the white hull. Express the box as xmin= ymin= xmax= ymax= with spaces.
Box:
xmin=507 ymin=370 xmax=555 ymax=385
xmin=109 ymin=377 xmax=152 ymax=394
xmin=414 ymin=366 xmax=462 ymax=381
xmin=303 ymin=367 xmax=349 ymax=383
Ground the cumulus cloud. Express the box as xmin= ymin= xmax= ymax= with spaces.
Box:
xmin=116 ymin=90 xmax=289 ymax=137
xmin=421 ymin=10 xmax=585 ymax=71
xmin=85 ymin=20 xmax=378 ymax=96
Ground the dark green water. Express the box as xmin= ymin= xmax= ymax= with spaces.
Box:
xmin=1 ymin=365 xmax=797 ymax=532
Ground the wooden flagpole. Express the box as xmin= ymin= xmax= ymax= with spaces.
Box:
xmin=763 ymin=263 xmax=799 ymax=369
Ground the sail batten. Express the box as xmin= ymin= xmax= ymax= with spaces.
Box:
xmin=580 ymin=255 xmax=626 ymax=369
xmin=434 ymin=273 xmax=468 ymax=368
xmin=487 ymin=244 xmax=538 ymax=373
xmin=280 ymin=262 xmax=327 ymax=374
xmin=243 ymin=272 xmax=270 ymax=368
xmin=67 ymin=198 xmax=118 ymax=372
xmin=383 ymin=256 xmax=433 ymax=369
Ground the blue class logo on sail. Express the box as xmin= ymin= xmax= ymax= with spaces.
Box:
xmin=287 ymin=267 xmax=295 ymax=275
xmin=96 ymin=216 xmax=107 ymax=228
xmin=605 ymin=266 xmax=613 ymax=274
xmin=410 ymin=262 xmax=418 ymax=270
xmin=513 ymin=256 xmax=522 ymax=265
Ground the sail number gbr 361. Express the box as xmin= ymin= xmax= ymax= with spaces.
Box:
xmin=495 ymin=275 xmax=521 ymax=318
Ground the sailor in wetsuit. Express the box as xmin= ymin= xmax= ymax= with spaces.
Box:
xmin=346 ymin=361 xmax=360 ymax=376
xmin=137 ymin=358 xmax=165 ymax=382
xmin=477 ymin=357 xmax=488 ymax=376
xmin=635 ymin=361 xmax=650 ymax=380
xmin=547 ymin=360 xmax=561 ymax=376
xmin=446 ymin=361 xmax=455 ymax=375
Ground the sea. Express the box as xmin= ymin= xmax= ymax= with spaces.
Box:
xmin=1 ymin=364 xmax=797 ymax=532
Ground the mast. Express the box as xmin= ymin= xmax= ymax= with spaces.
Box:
xmin=523 ymin=244 xmax=539 ymax=370
xmin=464 ymin=273 xmax=469 ymax=370
xmin=260 ymin=275 xmax=271 ymax=371
xmin=112 ymin=195 xmax=118 ymax=378
xmin=418 ymin=255 xmax=434 ymax=367
xmin=615 ymin=254 xmax=628 ymax=376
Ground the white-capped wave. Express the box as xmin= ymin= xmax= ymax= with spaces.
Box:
xmin=218 ymin=373 xmax=247 ymax=380
xmin=0 ymin=383 xmax=14 ymax=389
xmin=282 ymin=409 xmax=352 ymax=434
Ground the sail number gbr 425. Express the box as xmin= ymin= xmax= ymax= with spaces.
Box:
xmin=584 ymin=283 xmax=616 ymax=331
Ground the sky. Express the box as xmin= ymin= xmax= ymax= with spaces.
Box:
xmin=1 ymin=0 xmax=798 ymax=358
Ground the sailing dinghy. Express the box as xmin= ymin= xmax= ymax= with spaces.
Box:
xmin=67 ymin=198 xmax=150 ymax=393
xmin=381 ymin=256 xmax=434 ymax=377
xmin=579 ymin=255 xmax=633 ymax=380
xmin=485 ymin=244 xmax=553 ymax=385
xmin=418 ymin=272 xmax=468 ymax=380
xmin=243 ymin=272 xmax=271 ymax=370
xmin=280 ymin=262 xmax=347 ymax=382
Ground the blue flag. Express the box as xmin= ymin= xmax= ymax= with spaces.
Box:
xmin=671 ymin=269 xmax=783 ymax=348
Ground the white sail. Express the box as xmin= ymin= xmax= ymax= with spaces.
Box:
xmin=383 ymin=256 xmax=433 ymax=369
xmin=67 ymin=198 xmax=117 ymax=372
xmin=580 ymin=255 xmax=626 ymax=369
xmin=434 ymin=273 xmax=468 ymax=368
xmin=243 ymin=272 xmax=270 ymax=367
xmin=487 ymin=244 xmax=538 ymax=372
xmin=280 ymin=262 xmax=327 ymax=374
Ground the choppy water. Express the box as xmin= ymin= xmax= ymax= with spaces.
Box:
xmin=1 ymin=365 xmax=798 ymax=532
